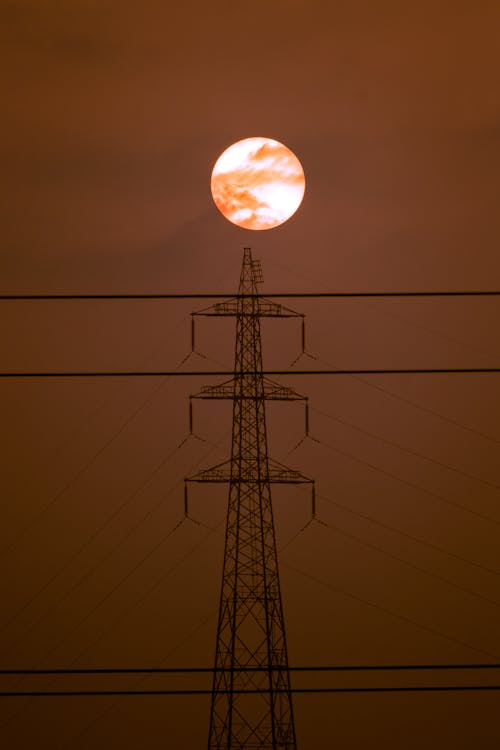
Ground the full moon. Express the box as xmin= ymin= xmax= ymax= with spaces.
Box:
xmin=210 ymin=137 xmax=305 ymax=230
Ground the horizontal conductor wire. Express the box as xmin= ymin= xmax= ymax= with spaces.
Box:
xmin=0 ymin=349 xmax=194 ymax=560
xmin=0 ymin=429 xmax=229 ymax=729
xmin=291 ymin=349 xmax=500 ymax=444
xmin=2 ymin=292 xmax=500 ymax=299
xmin=1 ymin=663 xmax=499 ymax=675
xmin=4 ymin=281 xmax=499 ymax=734
xmin=61 ymin=609 xmax=219 ymax=749
xmin=0 ymin=522 xmax=222 ymax=732
xmin=2 ymin=369 xmax=500 ymax=376
xmin=1 ymin=686 xmax=499 ymax=697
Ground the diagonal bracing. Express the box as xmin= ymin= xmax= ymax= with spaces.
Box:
xmin=185 ymin=248 xmax=314 ymax=749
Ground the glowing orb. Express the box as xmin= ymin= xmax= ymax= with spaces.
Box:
xmin=210 ymin=137 xmax=305 ymax=230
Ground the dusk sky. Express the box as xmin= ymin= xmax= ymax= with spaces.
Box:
xmin=1 ymin=1 xmax=500 ymax=747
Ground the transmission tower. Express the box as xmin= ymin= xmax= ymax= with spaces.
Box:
xmin=185 ymin=248 xmax=314 ymax=749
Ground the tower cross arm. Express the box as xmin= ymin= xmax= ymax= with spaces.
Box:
xmin=185 ymin=458 xmax=313 ymax=485
xmin=191 ymin=377 xmax=307 ymax=401
xmin=185 ymin=459 xmax=232 ymax=483
xmin=267 ymin=458 xmax=313 ymax=484
xmin=256 ymin=297 xmax=304 ymax=318
xmin=191 ymin=297 xmax=304 ymax=318
xmin=193 ymin=298 xmax=240 ymax=316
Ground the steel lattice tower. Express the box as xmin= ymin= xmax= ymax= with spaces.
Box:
xmin=186 ymin=248 xmax=313 ymax=749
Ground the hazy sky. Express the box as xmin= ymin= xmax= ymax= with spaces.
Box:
xmin=1 ymin=1 xmax=500 ymax=748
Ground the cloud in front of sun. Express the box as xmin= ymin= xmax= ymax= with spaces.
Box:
xmin=211 ymin=137 xmax=305 ymax=230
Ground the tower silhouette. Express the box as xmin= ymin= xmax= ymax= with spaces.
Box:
xmin=186 ymin=248 xmax=314 ymax=749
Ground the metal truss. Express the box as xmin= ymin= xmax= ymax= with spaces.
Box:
xmin=185 ymin=248 xmax=314 ymax=749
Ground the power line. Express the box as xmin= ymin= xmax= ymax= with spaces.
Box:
xmin=63 ymin=610 xmax=219 ymax=748
xmin=307 ymin=487 xmax=499 ymax=577
xmin=310 ymin=404 xmax=500 ymax=490
xmin=1 ymin=686 xmax=499 ymax=697
xmin=0 ymin=377 xmax=171 ymax=562
xmin=1 ymin=664 xmax=499 ymax=675
xmin=1 ymin=292 xmax=500 ymax=300
xmin=2 ymin=369 xmax=500 ymax=377
xmin=315 ymin=518 xmax=500 ymax=607
xmin=308 ymin=434 xmax=500 ymax=527
xmin=0 ymin=527 xmax=221 ymax=735
xmin=0 ymin=445 xmax=229 ymax=733
xmin=299 ymin=350 xmax=500 ymax=444
xmin=283 ymin=563 xmax=499 ymax=659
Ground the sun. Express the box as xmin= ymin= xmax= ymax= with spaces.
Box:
xmin=210 ymin=137 xmax=305 ymax=230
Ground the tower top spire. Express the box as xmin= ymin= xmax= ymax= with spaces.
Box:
xmin=240 ymin=247 xmax=264 ymax=292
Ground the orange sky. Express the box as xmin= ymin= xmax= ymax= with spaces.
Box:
xmin=1 ymin=2 xmax=500 ymax=748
